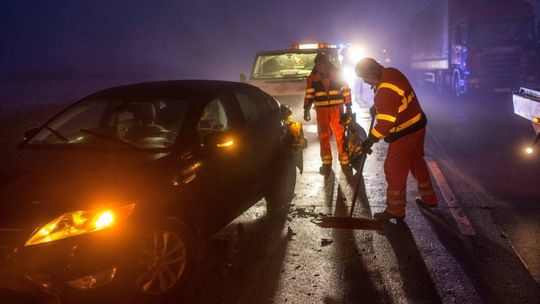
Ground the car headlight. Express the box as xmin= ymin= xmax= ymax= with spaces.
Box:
xmin=25 ymin=204 xmax=135 ymax=246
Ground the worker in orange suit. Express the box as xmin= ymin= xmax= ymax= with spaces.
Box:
xmin=355 ymin=57 xmax=438 ymax=220
xmin=304 ymin=52 xmax=352 ymax=175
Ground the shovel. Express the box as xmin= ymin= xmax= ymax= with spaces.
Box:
xmin=313 ymin=113 xmax=381 ymax=230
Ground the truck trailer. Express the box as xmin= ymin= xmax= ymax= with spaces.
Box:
xmin=410 ymin=0 xmax=539 ymax=96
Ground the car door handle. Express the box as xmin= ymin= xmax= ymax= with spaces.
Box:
xmin=180 ymin=150 xmax=194 ymax=160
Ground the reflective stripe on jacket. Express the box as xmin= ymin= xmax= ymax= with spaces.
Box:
xmin=370 ymin=67 xmax=427 ymax=143
xmin=304 ymin=66 xmax=351 ymax=109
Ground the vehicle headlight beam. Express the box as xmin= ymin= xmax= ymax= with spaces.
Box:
xmin=25 ymin=204 xmax=134 ymax=246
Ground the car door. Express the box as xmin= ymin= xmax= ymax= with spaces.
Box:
xmin=231 ymin=87 xmax=282 ymax=192
xmin=192 ymin=90 xmax=248 ymax=232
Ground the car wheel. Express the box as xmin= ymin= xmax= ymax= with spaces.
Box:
xmin=132 ymin=221 xmax=194 ymax=298
xmin=265 ymin=156 xmax=297 ymax=213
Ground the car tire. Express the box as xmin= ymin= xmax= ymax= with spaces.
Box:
xmin=265 ymin=155 xmax=297 ymax=214
xmin=129 ymin=220 xmax=195 ymax=300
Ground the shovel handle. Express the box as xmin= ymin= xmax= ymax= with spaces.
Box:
xmin=349 ymin=114 xmax=376 ymax=217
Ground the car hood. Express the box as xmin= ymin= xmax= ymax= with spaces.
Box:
xmin=0 ymin=148 xmax=171 ymax=227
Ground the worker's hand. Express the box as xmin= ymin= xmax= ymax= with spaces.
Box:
xmin=361 ymin=138 xmax=374 ymax=155
xmin=345 ymin=105 xmax=352 ymax=116
xmin=369 ymin=105 xmax=377 ymax=119
xmin=304 ymin=109 xmax=311 ymax=122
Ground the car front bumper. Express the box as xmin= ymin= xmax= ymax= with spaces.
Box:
xmin=0 ymin=224 xmax=138 ymax=301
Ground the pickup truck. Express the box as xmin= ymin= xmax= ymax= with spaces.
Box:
xmin=513 ymin=87 xmax=540 ymax=153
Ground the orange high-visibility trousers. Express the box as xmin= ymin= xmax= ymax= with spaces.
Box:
xmin=383 ymin=127 xmax=437 ymax=217
xmin=315 ymin=104 xmax=349 ymax=165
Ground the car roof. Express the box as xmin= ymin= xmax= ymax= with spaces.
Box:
xmin=85 ymin=80 xmax=257 ymax=101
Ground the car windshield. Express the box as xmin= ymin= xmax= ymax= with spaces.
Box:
xmin=251 ymin=52 xmax=318 ymax=79
xmin=26 ymin=98 xmax=190 ymax=149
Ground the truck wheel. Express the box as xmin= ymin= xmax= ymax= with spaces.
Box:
xmin=436 ymin=71 xmax=444 ymax=93
xmin=452 ymin=72 xmax=462 ymax=98
xmin=265 ymin=156 xmax=296 ymax=214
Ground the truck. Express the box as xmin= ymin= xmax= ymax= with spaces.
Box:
xmin=245 ymin=43 xmax=359 ymax=118
xmin=513 ymin=87 xmax=540 ymax=154
xmin=410 ymin=0 xmax=539 ymax=96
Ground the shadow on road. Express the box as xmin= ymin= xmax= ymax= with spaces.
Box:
xmin=323 ymin=170 xmax=390 ymax=304
xmin=377 ymin=220 xmax=441 ymax=303
xmin=323 ymin=169 xmax=442 ymax=303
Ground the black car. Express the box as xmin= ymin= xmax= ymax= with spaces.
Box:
xmin=0 ymin=80 xmax=301 ymax=302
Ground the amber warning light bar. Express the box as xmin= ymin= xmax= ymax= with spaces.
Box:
xmin=292 ymin=43 xmax=337 ymax=50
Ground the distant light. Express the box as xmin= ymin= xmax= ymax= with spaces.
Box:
xmin=343 ymin=67 xmax=357 ymax=86
xmin=349 ymin=45 xmax=367 ymax=63
xmin=533 ymin=117 xmax=539 ymax=124
xmin=525 ymin=147 xmax=534 ymax=154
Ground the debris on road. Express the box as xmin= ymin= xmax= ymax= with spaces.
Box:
xmin=321 ymin=238 xmax=333 ymax=247
xmin=287 ymin=226 xmax=296 ymax=240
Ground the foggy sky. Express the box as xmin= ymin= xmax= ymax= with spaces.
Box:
xmin=1 ymin=0 xmax=537 ymax=81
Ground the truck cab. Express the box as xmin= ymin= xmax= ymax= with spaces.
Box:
xmin=409 ymin=0 xmax=539 ymax=96
xmin=247 ymin=43 xmax=350 ymax=118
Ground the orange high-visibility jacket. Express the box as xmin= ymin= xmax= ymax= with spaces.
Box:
xmin=304 ymin=66 xmax=351 ymax=110
xmin=370 ymin=67 xmax=427 ymax=143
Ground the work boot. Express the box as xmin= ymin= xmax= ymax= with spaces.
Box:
xmin=319 ymin=164 xmax=331 ymax=176
xmin=341 ymin=163 xmax=352 ymax=175
xmin=373 ymin=211 xmax=405 ymax=221
xmin=415 ymin=198 xmax=438 ymax=208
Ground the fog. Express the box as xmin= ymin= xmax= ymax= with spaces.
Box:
xmin=0 ymin=0 xmax=432 ymax=82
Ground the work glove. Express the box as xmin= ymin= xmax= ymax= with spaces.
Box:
xmin=304 ymin=109 xmax=311 ymax=122
xmin=369 ymin=105 xmax=377 ymax=119
xmin=345 ymin=105 xmax=352 ymax=116
xmin=361 ymin=138 xmax=374 ymax=155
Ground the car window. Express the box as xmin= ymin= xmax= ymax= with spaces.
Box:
xmin=235 ymin=90 xmax=261 ymax=123
xmin=197 ymin=98 xmax=230 ymax=145
xmin=27 ymin=99 xmax=190 ymax=149
xmin=235 ymin=88 xmax=278 ymax=124
xmin=257 ymin=90 xmax=280 ymax=118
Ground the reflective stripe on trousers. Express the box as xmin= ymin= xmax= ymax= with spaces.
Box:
xmin=383 ymin=127 xmax=437 ymax=216
xmin=316 ymin=104 xmax=349 ymax=165
xmin=386 ymin=188 xmax=406 ymax=217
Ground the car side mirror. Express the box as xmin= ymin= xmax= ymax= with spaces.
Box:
xmin=24 ymin=127 xmax=39 ymax=141
xmin=203 ymin=131 xmax=236 ymax=156
xmin=239 ymin=73 xmax=247 ymax=83
xmin=279 ymin=104 xmax=293 ymax=121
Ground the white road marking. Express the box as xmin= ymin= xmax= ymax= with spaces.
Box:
xmin=426 ymin=159 xmax=476 ymax=236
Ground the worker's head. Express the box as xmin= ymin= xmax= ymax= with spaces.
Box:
xmin=314 ymin=52 xmax=329 ymax=74
xmin=355 ymin=57 xmax=383 ymax=86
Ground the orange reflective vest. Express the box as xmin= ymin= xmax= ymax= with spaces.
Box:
xmin=370 ymin=67 xmax=427 ymax=143
xmin=304 ymin=66 xmax=351 ymax=110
